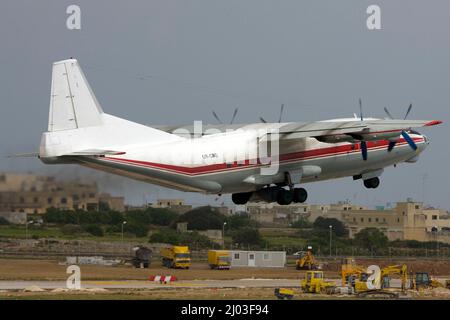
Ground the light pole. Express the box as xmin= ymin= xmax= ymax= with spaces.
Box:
xmin=329 ymin=225 xmax=333 ymax=257
xmin=121 ymin=221 xmax=127 ymax=242
xmin=222 ymin=222 xmax=227 ymax=249
xmin=25 ymin=220 xmax=34 ymax=240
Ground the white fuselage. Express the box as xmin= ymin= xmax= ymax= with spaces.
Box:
xmin=41 ymin=125 xmax=427 ymax=194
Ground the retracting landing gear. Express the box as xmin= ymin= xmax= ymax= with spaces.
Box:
xmin=363 ymin=177 xmax=380 ymax=189
xmin=231 ymin=186 xmax=308 ymax=205
xmin=231 ymin=192 xmax=253 ymax=205
xmin=231 ymin=172 xmax=309 ymax=205
xmin=293 ymin=188 xmax=308 ymax=203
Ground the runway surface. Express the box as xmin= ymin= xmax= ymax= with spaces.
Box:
xmin=0 ymin=279 xmax=303 ymax=290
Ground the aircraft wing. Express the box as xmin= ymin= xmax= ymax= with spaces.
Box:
xmin=153 ymin=119 xmax=442 ymax=139
xmin=278 ymin=119 xmax=442 ymax=139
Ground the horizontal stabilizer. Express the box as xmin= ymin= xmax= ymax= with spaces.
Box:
xmin=5 ymin=152 xmax=39 ymax=158
xmin=64 ymin=149 xmax=126 ymax=156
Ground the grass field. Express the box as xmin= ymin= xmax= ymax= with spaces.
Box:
xmin=0 ymin=225 xmax=148 ymax=242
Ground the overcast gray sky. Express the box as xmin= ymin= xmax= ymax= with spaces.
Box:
xmin=1 ymin=1 xmax=449 ymax=209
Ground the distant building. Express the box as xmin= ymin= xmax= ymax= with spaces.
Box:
xmin=342 ymin=201 xmax=450 ymax=243
xmin=230 ymin=250 xmax=286 ymax=268
xmin=152 ymin=198 xmax=192 ymax=214
xmin=0 ymin=172 xmax=125 ymax=214
xmin=99 ymin=193 xmax=125 ymax=212
xmin=176 ymin=222 xmax=188 ymax=233
xmin=0 ymin=211 xmax=27 ymax=224
xmin=246 ymin=200 xmax=450 ymax=244
xmin=214 ymin=205 xmax=231 ymax=216
xmin=245 ymin=201 xmax=367 ymax=226
xmin=198 ymin=229 xmax=223 ymax=246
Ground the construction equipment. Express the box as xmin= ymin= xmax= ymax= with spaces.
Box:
xmin=380 ymin=264 xmax=408 ymax=291
xmin=300 ymin=271 xmax=336 ymax=294
xmin=341 ymin=257 xmax=369 ymax=292
xmin=274 ymin=288 xmax=294 ymax=300
xmin=208 ymin=250 xmax=231 ymax=270
xmin=296 ymin=246 xmax=318 ymax=270
xmin=341 ymin=262 xmax=408 ymax=297
xmin=412 ymin=272 xmax=444 ymax=290
xmin=160 ymin=246 xmax=191 ymax=269
xmin=132 ymin=246 xmax=152 ymax=268
xmin=352 ymin=264 xmax=409 ymax=298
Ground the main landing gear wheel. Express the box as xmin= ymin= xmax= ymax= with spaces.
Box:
xmin=293 ymin=188 xmax=308 ymax=203
xmin=363 ymin=177 xmax=380 ymax=189
xmin=231 ymin=192 xmax=253 ymax=205
xmin=276 ymin=189 xmax=293 ymax=205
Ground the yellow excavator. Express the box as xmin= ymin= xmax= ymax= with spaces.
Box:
xmin=356 ymin=264 xmax=409 ymax=298
xmin=341 ymin=258 xmax=409 ymax=297
xmin=296 ymin=246 xmax=318 ymax=270
xmin=341 ymin=257 xmax=369 ymax=292
xmin=379 ymin=264 xmax=408 ymax=291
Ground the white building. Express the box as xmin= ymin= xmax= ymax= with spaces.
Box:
xmin=230 ymin=250 xmax=286 ymax=268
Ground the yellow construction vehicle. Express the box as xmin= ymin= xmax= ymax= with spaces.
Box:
xmin=160 ymin=245 xmax=191 ymax=269
xmin=412 ymin=272 xmax=444 ymax=290
xmin=379 ymin=264 xmax=408 ymax=291
xmin=353 ymin=264 xmax=408 ymax=298
xmin=274 ymin=288 xmax=295 ymax=300
xmin=301 ymin=271 xmax=336 ymax=294
xmin=208 ymin=250 xmax=231 ymax=270
xmin=295 ymin=246 xmax=318 ymax=270
xmin=341 ymin=257 xmax=369 ymax=292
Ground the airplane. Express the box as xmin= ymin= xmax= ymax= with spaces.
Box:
xmin=36 ymin=59 xmax=442 ymax=206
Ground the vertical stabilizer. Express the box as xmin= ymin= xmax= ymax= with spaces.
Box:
xmin=48 ymin=59 xmax=103 ymax=131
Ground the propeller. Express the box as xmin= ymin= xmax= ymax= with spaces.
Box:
xmin=259 ymin=104 xmax=285 ymax=123
xmin=212 ymin=110 xmax=223 ymax=124
xmin=359 ymin=98 xmax=363 ymax=121
xmin=278 ymin=104 xmax=285 ymax=123
xmin=212 ymin=107 xmax=239 ymax=124
xmin=358 ymin=98 xmax=368 ymax=161
xmin=361 ymin=141 xmax=368 ymax=161
xmin=383 ymin=103 xmax=417 ymax=152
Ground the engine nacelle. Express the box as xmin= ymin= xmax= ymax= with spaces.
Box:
xmin=350 ymin=131 xmax=402 ymax=142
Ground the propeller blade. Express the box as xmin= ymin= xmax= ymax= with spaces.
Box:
xmin=259 ymin=117 xmax=267 ymax=123
xmin=278 ymin=104 xmax=285 ymax=123
xmin=387 ymin=140 xmax=397 ymax=152
xmin=212 ymin=110 xmax=223 ymax=124
xmin=361 ymin=141 xmax=368 ymax=161
xmin=401 ymin=130 xmax=418 ymax=150
xmin=230 ymin=107 xmax=238 ymax=124
xmin=359 ymin=98 xmax=363 ymax=121
xmin=404 ymin=103 xmax=412 ymax=120
xmin=384 ymin=107 xmax=395 ymax=120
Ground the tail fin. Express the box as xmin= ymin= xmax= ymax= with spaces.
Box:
xmin=48 ymin=59 xmax=103 ymax=131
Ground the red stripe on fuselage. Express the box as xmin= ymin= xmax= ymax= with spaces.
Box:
xmin=102 ymin=138 xmax=424 ymax=176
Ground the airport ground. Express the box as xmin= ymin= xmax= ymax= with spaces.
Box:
xmin=1 ymin=258 xmax=450 ymax=299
